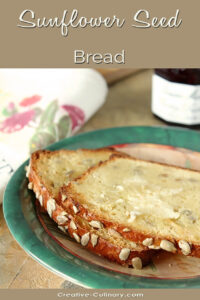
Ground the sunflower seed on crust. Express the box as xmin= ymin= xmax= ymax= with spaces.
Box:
xmin=178 ymin=240 xmax=191 ymax=255
xmin=70 ymin=220 xmax=77 ymax=230
xmin=91 ymin=234 xmax=98 ymax=247
xmin=57 ymin=215 xmax=68 ymax=225
xmin=39 ymin=195 xmax=43 ymax=206
xmin=61 ymin=194 xmax=67 ymax=202
xmin=132 ymin=257 xmax=142 ymax=270
xmin=60 ymin=211 xmax=68 ymax=216
xmin=73 ymin=205 xmax=79 ymax=214
xmin=73 ymin=232 xmax=80 ymax=243
xmin=160 ymin=240 xmax=177 ymax=253
xmin=58 ymin=226 xmax=66 ymax=233
xmin=119 ymin=248 xmax=130 ymax=261
xmin=25 ymin=165 xmax=30 ymax=177
xmin=89 ymin=220 xmax=103 ymax=229
xmin=122 ymin=228 xmax=130 ymax=232
xmin=47 ymin=198 xmax=56 ymax=217
xmin=142 ymin=238 xmax=153 ymax=247
xmin=108 ymin=228 xmax=121 ymax=238
xmin=148 ymin=245 xmax=160 ymax=250
xmin=28 ymin=182 xmax=33 ymax=190
xmin=130 ymin=241 xmax=137 ymax=248
xmin=81 ymin=232 xmax=90 ymax=246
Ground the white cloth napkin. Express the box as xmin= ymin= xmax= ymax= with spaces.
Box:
xmin=0 ymin=69 xmax=108 ymax=204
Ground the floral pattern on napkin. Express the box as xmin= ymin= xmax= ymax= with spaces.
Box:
xmin=0 ymin=96 xmax=85 ymax=153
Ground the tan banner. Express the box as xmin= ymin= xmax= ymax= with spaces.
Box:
xmin=1 ymin=289 xmax=200 ymax=300
xmin=0 ymin=0 xmax=199 ymax=67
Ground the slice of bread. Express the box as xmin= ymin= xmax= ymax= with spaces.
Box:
xmin=28 ymin=148 xmax=118 ymax=199
xmin=62 ymin=154 xmax=200 ymax=258
xmin=27 ymin=149 xmax=154 ymax=267
xmin=36 ymin=199 xmax=154 ymax=267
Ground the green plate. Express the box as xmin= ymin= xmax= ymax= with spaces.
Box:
xmin=3 ymin=126 xmax=200 ymax=288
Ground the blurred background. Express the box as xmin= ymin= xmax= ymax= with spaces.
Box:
xmin=0 ymin=68 xmax=166 ymax=205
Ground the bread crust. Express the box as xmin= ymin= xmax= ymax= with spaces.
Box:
xmin=28 ymin=149 xmax=154 ymax=267
xmin=35 ymin=199 xmax=154 ymax=266
xmin=60 ymin=154 xmax=200 ymax=258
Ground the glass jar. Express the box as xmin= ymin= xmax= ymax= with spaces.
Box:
xmin=152 ymin=69 xmax=200 ymax=126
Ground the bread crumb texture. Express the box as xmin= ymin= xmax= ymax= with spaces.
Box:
xmin=68 ymin=156 xmax=200 ymax=244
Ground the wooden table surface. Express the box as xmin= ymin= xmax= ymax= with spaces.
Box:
xmin=0 ymin=69 xmax=166 ymax=289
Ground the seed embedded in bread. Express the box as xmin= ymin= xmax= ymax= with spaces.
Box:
xmin=57 ymin=214 xmax=68 ymax=225
xmin=81 ymin=232 xmax=90 ymax=246
xmin=28 ymin=182 xmax=33 ymax=190
xmin=116 ymin=199 xmax=124 ymax=204
xmin=108 ymin=228 xmax=122 ymax=238
xmin=70 ymin=220 xmax=77 ymax=230
xmin=73 ymin=232 xmax=80 ymax=243
xmin=47 ymin=198 xmax=56 ymax=217
xmin=128 ymin=213 xmax=136 ymax=222
xmin=73 ymin=205 xmax=79 ymax=214
xmin=61 ymin=194 xmax=67 ymax=202
xmin=178 ymin=240 xmax=191 ymax=255
xmin=119 ymin=248 xmax=130 ymax=261
xmin=25 ymin=164 xmax=30 ymax=177
xmin=132 ymin=257 xmax=142 ymax=270
xmin=89 ymin=220 xmax=103 ymax=229
xmin=142 ymin=238 xmax=153 ymax=247
xmin=66 ymin=170 xmax=74 ymax=177
xmin=61 ymin=211 xmax=68 ymax=216
xmin=123 ymin=228 xmax=130 ymax=232
xmin=116 ymin=185 xmax=124 ymax=191
xmin=58 ymin=226 xmax=66 ymax=233
xmin=91 ymin=234 xmax=98 ymax=247
xmin=148 ymin=245 xmax=160 ymax=250
xmin=38 ymin=195 xmax=43 ymax=206
xmin=160 ymin=240 xmax=177 ymax=253
xmin=128 ymin=211 xmax=142 ymax=223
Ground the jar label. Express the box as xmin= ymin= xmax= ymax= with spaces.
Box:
xmin=152 ymin=74 xmax=200 ymax=125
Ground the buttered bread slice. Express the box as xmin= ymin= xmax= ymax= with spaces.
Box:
xmin=62 ymin=154 xmax=200 ymax=258
xmin=28 ymin=148 xmax=118 ymax=199
xmin=27 ymin=149 xmax=154 ymax=267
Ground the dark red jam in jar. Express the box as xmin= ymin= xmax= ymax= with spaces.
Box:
xmin=152 ymin=69 xmax=200 ymax=126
